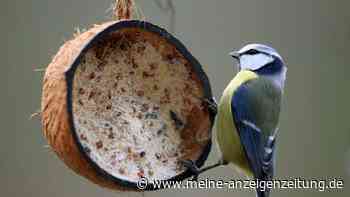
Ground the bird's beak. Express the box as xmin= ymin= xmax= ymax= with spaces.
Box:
xmin=229 ymin=51 xmax=240 ymax=59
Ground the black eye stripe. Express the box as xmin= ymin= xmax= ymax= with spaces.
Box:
xmin=244 ymin=49 xmax=259 ymax=55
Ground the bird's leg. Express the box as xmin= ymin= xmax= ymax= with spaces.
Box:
xmin=181 ymin=159 xmax=227 ymax=181
xmin=197 ymin=159 xmax=228 ymax=174
xmin=203 ymin=97 xmax=218 ymax=116
xmin=181 ymin=160 xmax=200 ymax=181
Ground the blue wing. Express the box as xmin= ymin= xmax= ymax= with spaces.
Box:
xmin=231 ymin=78 xmax=281 ymax=197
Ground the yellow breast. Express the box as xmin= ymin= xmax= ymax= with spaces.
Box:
xmin=216 ymin=70 xmax=258 ymax=177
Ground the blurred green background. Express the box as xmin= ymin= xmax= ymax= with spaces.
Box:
xmin=1 ymin=0 xmax=349 ymax=196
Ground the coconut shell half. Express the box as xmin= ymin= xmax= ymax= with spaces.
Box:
xmin=41 ymin=20 xmax=214 ymax=190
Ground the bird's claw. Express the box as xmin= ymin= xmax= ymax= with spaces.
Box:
xmin=203 ymin=97 xmax=218 ymax=116
xmin=181 ymin=159 xmax=200 ymax=181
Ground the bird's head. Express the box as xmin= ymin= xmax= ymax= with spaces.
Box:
xmin=230 ymin=43 xmax=285 ymax=73
xmin=230 ymin=43 xmax=287 ymax=89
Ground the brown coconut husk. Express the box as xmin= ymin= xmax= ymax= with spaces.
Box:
xmin=41 ymin=0 xmax=213 ymax=191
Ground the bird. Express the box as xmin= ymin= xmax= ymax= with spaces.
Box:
xmin=183 ymin=43 xmax=287 ymax=197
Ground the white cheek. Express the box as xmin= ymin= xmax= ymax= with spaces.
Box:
xmin=240 ymin=54 xmax=274 ymax=70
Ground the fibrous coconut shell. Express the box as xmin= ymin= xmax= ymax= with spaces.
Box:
xmin=41 ymin=20 xmax=214 ymax=190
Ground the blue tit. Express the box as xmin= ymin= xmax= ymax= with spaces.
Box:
xmin=183 ymin=44 xmax=287 ymax=197
xmin=217 ymin=43 xmax=286 ymax=197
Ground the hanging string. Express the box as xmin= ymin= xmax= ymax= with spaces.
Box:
xmin=112 ymin=0 xmax=175 ymax=31
xmin=113 ymin=0 xmax=134 ymax=20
